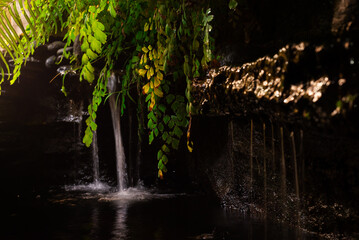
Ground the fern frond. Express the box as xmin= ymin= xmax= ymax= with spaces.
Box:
xmin=0 ymin=0 xmax=41 ymax=89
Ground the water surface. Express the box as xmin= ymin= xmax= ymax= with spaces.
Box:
xmin=3 ymin=187 xmax=314 ymax=240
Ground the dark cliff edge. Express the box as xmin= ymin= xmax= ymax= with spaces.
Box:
xmin=188 ymin=0 xmax=359 ymax=238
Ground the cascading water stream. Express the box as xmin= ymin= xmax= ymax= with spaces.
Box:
xmin=108 ymin=73 xmax=127 ymax=192
xmin=92 ymin=128 xmax=100 ymax=184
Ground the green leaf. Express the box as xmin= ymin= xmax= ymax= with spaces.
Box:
xmin=162 ymin=144 xmax=170 ymax=153
xmin=158 ymin=104 xmax=166 ymax=113
xmin=82 ymin=66 xmax=95 ymax=83
xmin=94 ymin=21 xmax=105 ymax=31
xmin=172 ymin=138 xmax=180 ymax=150
xmin=90 ymin=37 xmax=102 ymax=53
xmin=158 ymin=123 xmax=164 ymax=132
xmin=174 ymin=126 xmax=183 ymax=137
xmin=86 ymin=48 xmax=98 ymax=59
xmin=148 ymin=118 xmax=154 ymax=129
xmin=183 ymin=61 xmax=190 ymax=77
xmin=157 ymin=150 xmax=163 ymax=160
xmin=94 ymin=29 xmax=107 ymax=44
xmin=207 ymin=15 xmax=214 ymax=22
xmin=161 ymin=154 xmax=168 ymax=164
xmin=82 ymin=54 xmax=89 ymax=65
xmin=168 ymin=119 xmax=175 ymax=129
xmin=154 ymin=127 xmax=159 ymax=137
xmin=148 ymin=111 xmax=157 ymax=121
xmin=109 ymin=2 xmax=117 ymax=17
xmin=166 ymin=94 xmax=175 ymax=104
xmin=89 ymin=6 xmax=96 ymax=13
xmin=162 ymin=131 xmax=169 ymax=141
xmin=158 ymin=159 xmax=164 ymax=170
xmin=86 ymin=62 xmax=95 ymax=73
xmin=149 ymin=131 xmax=154 ymax=144
xmin=93 ymin=102 xmax=98 ymax=111
xmin=132 ymin=56 xmax=140 ymax=63
xmin=136 ymin=31 xmax=143 ymax=40
xmin=229 ymin=0 xmax=238 ymax=10
xmin=166 ymin=135 xmax=172 ymax=145
xmin=81 ymin=38 xmax=89 ymax=51
xmin=90 ymin=121 xmax=98 ymax=131
xmin=163 ymin=115 xmax=170 ymax=124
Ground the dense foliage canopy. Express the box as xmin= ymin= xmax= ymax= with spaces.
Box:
xmin=0 ymin=0 xmax=236 ymax=177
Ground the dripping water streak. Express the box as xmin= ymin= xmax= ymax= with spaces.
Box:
xmin=135 ymin=79 xmax=144 ymax=185
xmin=92 ymin=128 xmax=100 ymax=183
xmin=128 ymin=110 xmax=134 ymax=187
xmin=291 ymin=131 xmax=300 ymax=226
xmin=263 ymin=122 xmax=267 ymax=216
xmin=78 ymin=100 xmax=84 ymax=143
xmin=271 ymin=121 xmax=276 ymax=172
xmin=250 ymin=119 xmax=254 ymax=191
xmin=280 ymin=127 xmax=287 ymax=207
xmin=290 ymin=132 xmax=300 ymax=200
xmin=108 ymin=74 xmax=127 ymax=192
xmin=229 ymin=118 xmax=235 ymax=180
xmin=300 ymin=129 xmax=305 ymax=194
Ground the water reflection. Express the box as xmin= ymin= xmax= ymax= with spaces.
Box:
xmin=3 ymin=187 xmax=316 ymax=240
xmin=111 ymin=201 xmax=129 ymax=240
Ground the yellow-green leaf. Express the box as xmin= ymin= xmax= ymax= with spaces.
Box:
xmin=149 ymin=67 xmax=154 ymax=77
xmin=138 ymin=69 xmax=147 ymax=77
xmin=187 ymin=141 xmax=193 ymax=152
xmin=154 ymin=77 xmax=161 ymax=87
xmin=145 ymin=65 xmax=150 ymax=69
xmin=142 ymin=82 xmax=150 ymax=94
xmin=86 ymin=62 xmax=95 ymax=73
xmin=147 ymin=68 xmax=151 ymax=80
xmin=90 ymin=37 xmax=102 ymax=54
xmin=144 ymin=22 xmax=149 ymax=32
xmin=144 ymin=54 xmax=147 ymax=63
xmin=150 ymin=93 xmax=155 ymax=110
xmin=94 ymin=29 xmax=107 ymax=44
xmin=148 ymin=45 xmax=153 ymax=50
xmin=142 ymin=46 xmax=148 ymax=53
xmin=82 ymin=53 xmax=89 ymax=65
xmin=158 ymin=169 xmax=163 ymax=179
xmin=140 ymin=55 xmax=144 ymax=65
xmin=86 ymin=48 xmax=98 ymax=59
xmin=157 ymin=71 xmax=163 ymax=80
xmin=154 ymin=87 xmax=163 ymax=97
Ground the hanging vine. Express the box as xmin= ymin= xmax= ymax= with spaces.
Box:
xmin=0 ymin=0 xmax=215 ymax=178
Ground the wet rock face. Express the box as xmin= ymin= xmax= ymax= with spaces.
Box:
xmin=189 ymin=116 xmax=359 ymax=238
xmin=192 ymin=38 xmax=359 ymax=131
xmin=0 ymin=47 xmax=94 ymax=197
xmin=189 ymin=1 xmax=359 ymax=238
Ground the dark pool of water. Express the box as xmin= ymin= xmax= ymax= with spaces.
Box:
xmin=3 ymin=188 xmax=316 ymax=240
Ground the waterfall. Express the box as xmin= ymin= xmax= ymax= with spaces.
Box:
xmin=92 ymin=128 xmax=100 ymax=184
xmin=108 ymin=73 xmax=127 ymax=192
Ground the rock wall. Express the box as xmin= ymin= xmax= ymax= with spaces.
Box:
xmin=188 ymin=0 xmax=359 ymax=238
